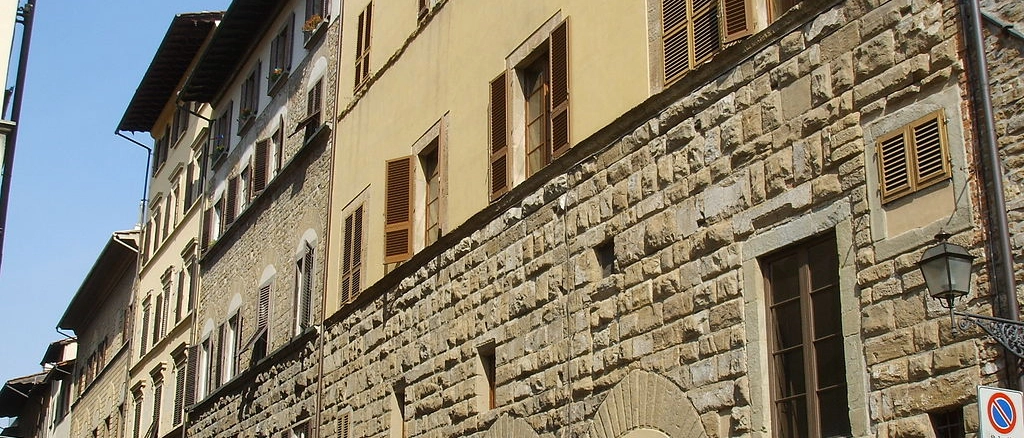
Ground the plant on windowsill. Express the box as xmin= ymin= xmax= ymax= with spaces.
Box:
xmin=302 ymin=14 xmax=327 ymax=47
xmin=237 ymin=108 xmax=255 ymax=134
xmin=267 ymin=68 xmax=289 ymax=96
xmin=211 ymin=139 xmax=227 ymax=164
xmin=269 ymin=67 xmax=286 ymax=83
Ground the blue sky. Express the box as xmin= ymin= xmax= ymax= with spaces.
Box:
xmin=0 ymin=0 xmax=230 ymax=388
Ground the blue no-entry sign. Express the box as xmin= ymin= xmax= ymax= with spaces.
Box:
xmin=980 ymin=386 xmax=1024 ymax=437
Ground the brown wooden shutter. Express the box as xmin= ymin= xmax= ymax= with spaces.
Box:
xmin=301 ymin=248 xmax=314 ymax=328
xmin=212 ymin=326 xmax=224 ymax=388
xmin=692 ymin=0 xmax=720 ymax=66
xmin=911 ymin=113 xmax=951 ymax=189
xmin=384 ymin=157 xmax=414 ymax=263
xmin=173 ymin=359 xmax=185 ymax=425
xmin=353 ymin=206 xmax=362 ymax=295
xmin=341 ymin=212 xmax=353 ymax=304
xmin=254 ymin=140 xmax=269 ymax=192
xmin=257 ymin=284 xmax=271 ymax=330
xmin=201 ymin=208 xmax=212 ymax=250
xmin=722 ymin=0 xmax=752 ymax=42
xmin=489 ymin=72 xmax=509 ymax=201
xmin=549 ymin=20 xmax=570 ymax=158
xmin=183 ymin=345 xmax=197 ymax=410
xmin=662 ymin=0 xmax=690 ymax=84
xmin=337 ymin=413 xmax=350 ymax=438
xmin=226 ymin=176 xmax=238 ymax=224
xmin=342 ymin=206 xmax=364 ymax=304
xmin=877 ymin=132 xmax=911 ymax=202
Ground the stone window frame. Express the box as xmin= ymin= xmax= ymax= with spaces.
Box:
xmin=862 ymin=87 xmax=974 ymax=262
xmin=741 ymin=200 xmax=868 ymax=437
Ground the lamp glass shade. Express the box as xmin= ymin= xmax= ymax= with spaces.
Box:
xmin=918 ymin=241 xmax=975 ymax=308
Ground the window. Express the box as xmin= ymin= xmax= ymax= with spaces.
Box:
xmin=140 ymin=298 xmax=151 ymax=357
xmin=420 ymin=141 xmax=441 ymax=246
xmin=222 ymin=314 xmax=239 ymax=382
xmin=478 ymin=343 xmax=496 ymax=410
xmin=132 ymin=391 xmax=143 ymax=438
xmin=295 ymin=243 xmax=315 ymax=334
xmin=185 ymin=144 xmax=203 ymax=208
xmin=299 ymin=79 xmax=323 ymax=143
xmin=172 ymin=355 xmax=186 ymax=426
xmin=336 ymin=413 xmax=350 ymax=438
xmin=389 ymin=385 xmax=406 ymax=438
xmin=341 ymin=206 xmax=364 ymax=305
xmin=172 ymin=105 xmax=189 ymax=145
xmin=273 ymin=125 xmax=284 ymax=174
xmin=290 ymin=421 xmax=310 ymax=438
xmin=305 ymin=0 xmax=326 ymax=24
xmin=226 ymin=176 xmax=239 ymax=225
xmin=876 ymin=110 xmax=951 ymax=203
xmin=384 ymin=157 xmax=414 ymax=263
xmin=240 ymin=166 xmax=252 ymax=208
xmin=489 ymin=20 xmax=569 ymax=201
xmin=239 ymin=64 xmax=260 ymax=132
xmin=153 ymin=125 xmax=171 ymax=176
xmin=354 ymin=2 xmax=373 ymax=89
xmin=211 ymin=102 xmax=233 ymax=163
xmin=269 ymin=19 xmax=292 ymax=94
xmin=595 ymin=239 xmax=615 ymax=277
xmin=151 ymin=375 xmax=163 ymax=437
xmin=660 ymin=0 xmax=752 ymax=85
xmin=184 ymin=255 xmax=197 ymax=314
xmin=763 ymin=235 xmax=849 ymax=437
xmin=930 ymin=408 xmax=965 ymax=438
xmin=154 ymin=283 xmax=167 ymax=344
xmin=197 ymin=337 xmax=211 ymax=399
xmin=252 ymin=283 xmax=271 ymax=362
xmin=175 ymin=268 xmax=186 ymax=323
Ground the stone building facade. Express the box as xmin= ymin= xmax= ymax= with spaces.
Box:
xmin=180 ymin=2 xmax=339 ymax=438
xmin=57 ymin=231 xmax=138 ymax=438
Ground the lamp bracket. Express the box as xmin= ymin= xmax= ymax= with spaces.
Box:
xmin=955 ymin=311 xmax=1024 ymax=359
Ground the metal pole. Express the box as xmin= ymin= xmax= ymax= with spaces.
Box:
xmin=0 ymin=0 xmax=35 ymax=274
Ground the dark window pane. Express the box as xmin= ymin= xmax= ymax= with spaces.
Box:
xmin=814 ymin=335 xmax=846 ymax=388
xmin=776 ymin=397 xmax=808 ymax=438
xmin=775 ymin=348 xmax=806 ymax=398
xmin=773 ymin=301 xmax=803 ymax=349
xmin=769 ymin=254 xmax=801 ymax=303
xmin=811 ymin=287 xmax=841 ymax=338
xmin=807 ymin=239 xmax=838 ymax=291
xmin=818 ymin=387 xmax=851 ymax=437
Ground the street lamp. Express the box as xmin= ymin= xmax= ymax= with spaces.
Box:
xmin=919 ymin=233 xmax=1024 ymax=359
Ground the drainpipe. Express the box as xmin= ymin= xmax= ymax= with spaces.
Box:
xmin=0 ymin=0 xmax=36 ymax=274
xmin=960 ymin=0 xmax=1022 ymax=389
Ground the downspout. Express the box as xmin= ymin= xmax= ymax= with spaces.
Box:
xmin=0 ymin=0 xmax=36 ymax=273
xmin=114 ymin=131 xmax=152 ymax=230
xmin=960 ymin=0 xmax=1022 ymax=389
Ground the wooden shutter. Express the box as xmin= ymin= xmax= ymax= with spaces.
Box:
xmin=662 ymin=0 xmax=690 ymax=84
xmin=226 ymin=176 xmax=238 ymax=224
xmin=254 ymin=140 xmax=269 ymax=192
xmin=257 ymin=284 xmax=271 ymax=330
xmin=173 ymin=359 xmax=185 ymax=425
xmin=877 ymin=132 xmax=911 ymax=202
xmin=489 ymin=73 xmax=509 ymax=201
xmin=384 ymin=157 xmax=414 ymax=263
xmin=549 ymin=20 xmax=570 ymax=158
xmin=692 ymin=0 xmax=720 ymax=66
xmin=341 ymin=206 xmax=364 ymax=304
xmin=212 ymin=326 xmax=224 ymax=388
xmin=301 ymin=247 xmax=314 ymax=328
xmin=337 ymin=413 xmax=350 ymax=438
xmin=722 ymin=0 xmax=752 ymax=42
xmin=201 ymin=208 xmax=212 ymax=250
xmin=910 ymin=113 xmax=950 ymax=189
xmin=184 ymin=345 xmax=197 ymax=408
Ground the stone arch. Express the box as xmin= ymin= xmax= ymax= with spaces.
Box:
xmin=588 ymin=370 xmax=706 ymax=438
xmin=483 ymin=414 xmax=540 ymax=438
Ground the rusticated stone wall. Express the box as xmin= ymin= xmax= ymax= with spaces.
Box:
xmin=314 ymin=1 xmax=1002 ymax=437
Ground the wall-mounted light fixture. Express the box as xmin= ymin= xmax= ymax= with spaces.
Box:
xmin=919 ymin=233 xmax=1024 ymax=358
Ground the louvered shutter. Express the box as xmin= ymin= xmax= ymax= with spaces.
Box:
xmin=254 ymin=140 xmax=269 ymax=192
xmin=301 ymin=248 xmax=314 ymax=328
xmin=341 ymin=212 xmax=353 ymax=304
xmin=877 ymin=132 xmax=911 ymax=202
xmin=226 ymin=177 xmax=238 ymax=224
xmin=384 ymin=157 xmax=414 ymax=263
xmin=173 ymin=359 xmax=185 ymax=425
xmin=911 ymin=114 xmax=950 ymax=188
xmin=489 ymin=73 xmax=509 ymax=201
xmin=212 ymin=326 xmax=223 ymax=388
xmin=662 ymin=0 xmax=689 ymax=84
xmin=184 ymin=345 xmax=197 ymax=409
xmin=722 ymin=0 xmax=752 ymax=42
xmin=202 ymin=209 xmax=212 ymax=250
xmin=351 ymin=206 xmax=363 ymax=299
xmin=337 ymin=413 xmax=350 ymax=438
xmin=257 ymin=285 xmax=271 ymax=330
xmin=549 ymin=20 xmax=570 ymax=158
xmin=692 ymin=0 xmax=720 ymax=66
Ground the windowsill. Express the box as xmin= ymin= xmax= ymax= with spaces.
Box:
xmin=267 ymin=71 xmax=290 ymax=97
xmin=236 ymin=115 xmax=255 ymax=136
xmin=210 ymin=149 xmax=227 ymax=170
xmin=303 ymin=21 xmax=327 ymax=49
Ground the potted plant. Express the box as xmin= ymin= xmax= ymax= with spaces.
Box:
xmin=303 ymin=14 xmax=323 ymax=34
xmin=269 ymin=67 xmax=286 ymax=83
